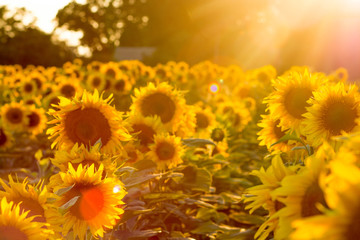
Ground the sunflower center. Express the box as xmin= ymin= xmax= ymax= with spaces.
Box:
xmin=64 ymin=108 xmax=112 ymax=148
xmin=300 ymin=182 xmax=327 ymax=217
xmin=322 ymin=99 xmax=358 ymax=135
xmin=211 ymin=128 xmax=225 ymax=142
xmin=60 ymin=85 xmax=76 ymax=98
xmin=27 ymin=112 xmax=40 ymax=127
xmin=68 ymin=184 xmax=105 ymax=221
xmin=32 ymin=77 xmax=42 ymax=89
xmin=156 ymin=141 xmax=176 ymax=160
xmin=92 ymin=77 xmax=101 ymax=87
xmin=24 ymin=83 xmax=33 ymax=93
xmin=5 ymin=108 xmax=23 ymax=124
xmin=141 ymin=93 xmax=176 ymax=123
xmin=273 ymin=119 xmax=286 ymax=139
xmin=284 ymin=87 xmax=313 ymax=119
xmin=196 ymin=113 xmax=209 ymax=129
xmin=132 ymin=123 xmax=156 ymax=146
xmin=12 ymin=197 xmax=46 ymax=222
xmin=0 ymin=226 xmax=28 ymax=240
xmin=114 ymin=80 xmax=125 ymax=91
xmin=106 ymin=69 xmax=116 ymax=78
xmin=0 ymin=129 xmax=7 ymax=146
xmin=345 ymin=202 xmax=360 ymax=239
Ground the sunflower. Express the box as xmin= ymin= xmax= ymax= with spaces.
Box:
xmin=0 ymin=176 xmax=60 ymax=233
xmin=19 ymin=80 xmax=38 ymax=97
xmin=174 ymin=105 xmax=196 ymax=138
xmin=0 ymin=102 xmax=29 ymax=132
xmin=0 ymin=197 xmax=53 ymax=240
xmin=0 ymin=120 xmax=14 ymax=150
xmin=131 ymin=82 xmax=186 ymax=132
xmin=100 ymin=61 xmax=121 ymax=81
xmin=24 ymin=106 xmax=47 ymax=135
xmin=302 ymin=82 xmax=360 ymax=148
xmin=147 ymin=133 xmax=184 ymax=171
xmin=51 ymin=143 xmax=117 ymax=175
xmin=257 ymin=114 xmax=295 ymax=152
xmin=51 ymin=164 xmax=126 ymax=239
xmin=290 ymin=159 xmax=360 ymax=240
xmin=272 ymin=155 xmax=328 ymax=239
xmin=265 ymin=69 xmax=326 ymax=133
xmin=42 ymin=91 xmax=61 ymax=110
xmin=244 ymin=155 xmax=300 ymax=240
xmin=328 ymin=67 xmax=348 ymax=83
xmin=47 ymin=89 xmax=132 ymax=154
xmin=110 ymin=74 xmax=132 ymax=95
xmin=56 ymin=78 xmax=83 ymax=99
xmin=85 ymin=72 xmax=107 ymax=92
xmin=123 ymin=142 xmax=145 ymax=165
xmin=193 ymin=104 xmax=216 ymax=138
xmin=126 ymin=114 xmax=165 ymax=152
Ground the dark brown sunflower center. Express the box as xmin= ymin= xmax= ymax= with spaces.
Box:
xmin=6 ymin=108 xmax=23 ymax=124
xmin=114 ymin=80 xmax=125 ymax=91
xmin=25 ymin=99 xmax=35 ymax=105
xmin=211 ymin=128 xmax=225 ymax=142
xmin=0 ymin=129 xmax=7 ymax=146
xmin=27 ymin=112 xmax=40 ymax=127
xmin=273 ymin=119 xmax=286 ymax=140
xmin=64 ymin=108 xmax=112 ymax=148
xmin=24 ymin=83 xmax=33 ymax=93
xmin=92 ymin=77 xmax=101 ymax=87
xmin=49 ymin=97 xmax=60 ymax=108
xmin=196 ymin=113 xmax=209 ymax=129
xmin=141 ymin=93 xmax=176 ymax=123
xmin=32 ymin=77 xmax=42 ymax=89
xmin=12 ymin=197 xmax=46 ymax=222
xmin=156 ymin=68 xmax=166 ymax=78
xmin=131 ymin=123 xmax=156 ymax=146
xmin=156 ymin=141 xmax=176 ymax=160
xmin=322 ymin=99 xmax=358 ymax=136
xmin=301 ymin=182 xmax=327 ymax=217
xmin=0 ymin=226 xmax=28 ymax=240
xmin=106 ymin=69 xmax=116 ymax=78
xmin=60 ymin=85 xmax=76 ymax=98
xmin=66 ymin=184 xmax=105 ymax=221
xmin=345 ymin=203 xmax=360 ymax=240
xmin=284 ymin=87 xmax=313 ymax=119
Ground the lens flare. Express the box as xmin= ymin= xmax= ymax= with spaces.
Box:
xmin=209 ymin=82 xmax=220 ymax=94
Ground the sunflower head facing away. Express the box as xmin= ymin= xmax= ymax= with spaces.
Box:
xmin=47 ymin=89 xmax=132 ymax=154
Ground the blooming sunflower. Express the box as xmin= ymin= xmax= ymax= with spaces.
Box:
xmin=51 ymin=164 xmax=126 ymax=240
xmin=131 ymin=82 xmax=186 ymax=132
xmin=0 ymin=197 xmax=53 ymax=240
xmin=265 ymin=69 xmax=326 ymax=133
xmin=47 ymin=89 xmax=131 ymax=154
xmin=302 ymin=82 xmax=360 ymax=148
xmin=110 ymin=74 xmax=132 ymax=95
xmin=272 ymin=155 xmax=328 ymax=239
xmin=0 ymin=176 xmax=60 ymax=233
xmin=174 ymin=105 xmax=196 ymax=138
xmin=19 ymin=80 xmax=38 ymax=97
xmin=257 ymin=114 xmax=294 ymax=152
xmin=194 ymin=104 xmax=216 ymax=138
xmin=147 ymin=133 xmax=184 ymax=171
xmin=24 ymin=106 xmax=47 ymax=136
xmin=85 ymin=72 xmax=107 ymax=92
xmin=0 ymin=102 xmax=29 ymax=132
xmin=290 ymin=159 xmax=360 ymax=240
xmin=51 ymin=143 xmax=117 ymax=175
xmin=244 ymin=155 xmax=300 ymax=240
xmin=56 ymin=78 xmax=83 ymax=99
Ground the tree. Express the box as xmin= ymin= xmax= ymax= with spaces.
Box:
xmin=0 ymin=6 xmax=75 ymax=67
xmin=55 ymin=0 xmax=148 ymax=61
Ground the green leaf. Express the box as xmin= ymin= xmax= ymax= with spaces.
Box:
xmin=143 ymin=192 xmax=185 ymax=200
xmin=181 ymin=166 xmax=212 ymax=192
xmin=229 ymin=212 xmax=265 ymax=225
xmin=182 ymin=138 xmax=216 ymax=147
xmin=191 ymin=221 xmax=221 ymax=234
xmin=59 ymin=196 xmax=80 ymax=211
xmin=55 ymin=183 xmax=75 ymax=196
xmin=270 ymin=131 xmax=302 ymax=147
xmin=123 ymin=173 xmax=160 ymax=187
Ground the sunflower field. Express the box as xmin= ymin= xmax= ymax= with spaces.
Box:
xmin=0 ymin=60 xmax=358 ymax=240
